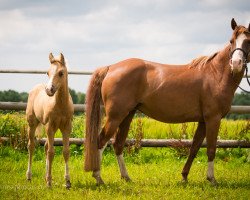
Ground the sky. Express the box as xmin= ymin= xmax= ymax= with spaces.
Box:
xmin=0 ymin=0 xmax=250 ymax=93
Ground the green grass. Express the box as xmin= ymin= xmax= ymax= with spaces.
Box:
xmin=0 ymin=146 xmax=250 ymax=200
xmin=0 ymin=113 xmax=250 ymax=199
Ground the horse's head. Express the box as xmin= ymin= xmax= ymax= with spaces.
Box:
xmin=230 ymin=18 xmax=250 ymax=74
xmin=45 ymin=53 xmax=67 ymax=96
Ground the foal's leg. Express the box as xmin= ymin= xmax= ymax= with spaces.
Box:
xmin=205 ymin=116 xmax=221 ymax=185
xmin=60 ymin=122 xmax=72 ymax=189
xmin=26 ymin=124 xmax=38 ymax=180
xmin=181 ymin=122 xmax=206 ymax=182
xmin=45 ymin=125 xmax=56 ymax=187
xmin=113 ymin=110 xmax=136 ymax=181
xmin=92 ymin=118 xmax=121 ymax=185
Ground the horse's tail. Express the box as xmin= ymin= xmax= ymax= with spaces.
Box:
xmin=84 ymin=66 xmax=109 ymax=172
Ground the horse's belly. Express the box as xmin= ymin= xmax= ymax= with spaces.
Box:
xmin=138 ymin=100 xmax=203 ymax=123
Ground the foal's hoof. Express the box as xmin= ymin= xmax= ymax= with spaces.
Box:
xmin=96 ymin=178 xmax=105 ymax=185
xmin=181 ymin=178 xmax=188 ymax=184
xmin=121 ymin=176 xmax=132 ymax=182
xmin=26 ymin=171 xmax=32 ymax=181
xmin=207 ymin=177 xmax=218 ymax=186
xmin=65 ymin=180 xmax=71 ymax=189
xmin=47 ymin=183 xmax=52 ymax=188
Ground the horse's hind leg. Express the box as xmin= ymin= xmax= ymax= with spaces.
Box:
xmin=60 ymin=122 xmax=72 ymax=189
xmin=26 ymin=123 xmax=38 ymax=180
xmin=205 ymin=116 xmax=220 ymax=185
xmin=181 ymin=122 xmax=206 ymax=182
xmin=92 ymin=118 xmax=121 ymax=185
xmin=113 ymin=110 xmax=136 ymax=181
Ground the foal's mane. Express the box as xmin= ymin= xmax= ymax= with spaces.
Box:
xmin=189 ymin=52 xmax=218 ymax=69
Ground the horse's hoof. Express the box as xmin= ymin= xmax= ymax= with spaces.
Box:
xmin=26 ymin=171 xmax=32 ymax=180
xmin=65 ymin=180 xmax=71 ymax=189
xmin=181 ymin=178 xmax=188 ymax=184
xmin=207 ymin=177 xmax=218 ymax=186
xmin=122 ymin=176 xmax=132 ymax=182
xmin=96 ymin=178 xmax=105 ymax=185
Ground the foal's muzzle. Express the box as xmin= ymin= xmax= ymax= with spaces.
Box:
xmin=45 ymin=85 xmax=56 ymax=96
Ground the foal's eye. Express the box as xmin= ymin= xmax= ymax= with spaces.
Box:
xmin=59 ymin=71 xmax=64 ymax=77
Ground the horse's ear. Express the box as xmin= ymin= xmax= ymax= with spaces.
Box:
xmin=231 ymin=18 xmax=237 ymax=30
xmin=59 ymin=53 xmax=65 ymax=65
xmin=49 ymin=53 xmax=54 ymax=63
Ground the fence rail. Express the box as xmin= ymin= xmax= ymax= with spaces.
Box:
xmin=0 ymin=69 xmax=92 ymax=75
xmin=0 ymin=102 xmax=250 ymax=114
xmin=1 ymin=137 xmax=250 ymax=148
xmin=0 ymin=69 xmax=250 ymax=78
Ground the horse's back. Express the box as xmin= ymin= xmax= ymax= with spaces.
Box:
xmin=102 ymin=58 xmax=204 ymax=123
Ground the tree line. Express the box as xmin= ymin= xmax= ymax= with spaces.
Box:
xmin=0 ymin=89 xmax=85 ymax=104
xmin=0 ymin=89 xmax=249 ymax=119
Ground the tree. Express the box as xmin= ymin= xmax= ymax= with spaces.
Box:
xmin=77 ymin=92 xmax=85 ymax=104
xmin=227 ymin=92 xmax=250 ymax=119
xmin=69 ymin=88 xmax=78 ymax=104
xmin=0 ymin=90 xmax=21 ymax=102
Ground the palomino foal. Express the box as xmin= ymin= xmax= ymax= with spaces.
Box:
xmin=26 ymin=53 xmax=74 ymax=188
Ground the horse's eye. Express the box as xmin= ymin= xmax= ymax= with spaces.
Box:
xmin=230 ymin=39 xmax=233 ymax=44
xmin=59 ymin=71 xmax=64 ymax=77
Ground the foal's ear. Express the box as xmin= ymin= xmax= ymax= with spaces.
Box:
xmin=231 ymin=18 xmax=237 ymax=30
xmin=49 ymin=53 xmax=55 ymax=63
xmin=59 ymin=53 xmax=65 ymax=65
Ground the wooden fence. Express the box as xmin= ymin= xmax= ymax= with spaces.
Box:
xmin=0 ymin=69 xmax=249 ymax=148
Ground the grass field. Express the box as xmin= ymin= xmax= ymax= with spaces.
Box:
xmin=0 ymin=113 xmax=250 ymax=199
xmin=0 ymin=146 xmax=250 ymax=200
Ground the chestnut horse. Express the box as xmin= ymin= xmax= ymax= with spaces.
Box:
xmin=26 ymin=53 xmax=74 ymax=188
xmin=85 ymin=19 xmax=250 ymax=185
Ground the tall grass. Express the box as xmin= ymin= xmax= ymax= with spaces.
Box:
xmin=0 ymin=112 xmax=249 ymax=146
xmin=0 ymin=113 xmax=250 ymax=199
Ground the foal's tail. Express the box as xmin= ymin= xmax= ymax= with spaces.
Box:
xmin=84 ymin=66 xmax=109 ymax=172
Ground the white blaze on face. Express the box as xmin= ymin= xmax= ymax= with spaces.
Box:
xmin=231 ymin=34 xmax=247 ymax=69
xmin=46 ymin=65 xmax=57 ymax=91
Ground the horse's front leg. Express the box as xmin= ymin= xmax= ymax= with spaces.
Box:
xmin=181 ymin=122 xmax=206 ymax=182
xmin=205 ymin=116 xmax=221 ymax=186
xmin=45 ymin=125 xmax=56 ymax=187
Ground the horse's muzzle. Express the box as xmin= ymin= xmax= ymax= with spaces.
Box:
xmin=45 ymin=85 xmax=56 ymax=96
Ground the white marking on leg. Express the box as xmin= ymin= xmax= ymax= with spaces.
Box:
xmin=26 ymin=157 xmax=32 ymax=179
xmin=207 ymin=161 xmax=214 ymax=180
xmin=92 ymin=143 xmax=107 ymax=184
xmin=116 ymin=154 xmax=129 ymax=178
xmin=65 ymin=163 xmax=70 ymax=180
xmin=99 ymin=143 xmax=107 ymax=161
xmin=46 ymin=158 xmax=49 ymax=177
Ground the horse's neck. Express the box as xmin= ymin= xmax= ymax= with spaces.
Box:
xmin=55 ymin=77 xmax=70 ymax=106
xmin=212 ymin=45 xmax=244 ymax=93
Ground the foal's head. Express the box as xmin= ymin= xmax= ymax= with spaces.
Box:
xmin=45 ymin=53 xmax=68 ymax=96
xmin=230 ymin=18 xmax=250 ymax=74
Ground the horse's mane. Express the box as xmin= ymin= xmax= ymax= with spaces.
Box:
xmin=189 ymin=52 xmax=218 ymax=69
